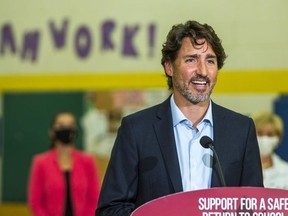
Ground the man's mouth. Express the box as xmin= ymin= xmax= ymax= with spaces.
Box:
xmin=191 ymin=80 xmax=208 ymax=85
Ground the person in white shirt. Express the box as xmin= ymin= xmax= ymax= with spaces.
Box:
xmin=252 ymin=111 xmax=288 ymax=189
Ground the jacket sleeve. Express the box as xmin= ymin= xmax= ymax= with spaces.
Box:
xmin=28 ymin=157 xmax=49 ymax=216
xmin=96 ymin=117 xmax=138 ymax=216
xmin=241 ymin=118 xmax=264 ymax=186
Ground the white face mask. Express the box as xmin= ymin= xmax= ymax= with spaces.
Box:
xmin=257 ymin=136 xmax=279 ymax=156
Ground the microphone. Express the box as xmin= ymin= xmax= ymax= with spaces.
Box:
xmin=200 ymin=136 xmax=226 ymax=187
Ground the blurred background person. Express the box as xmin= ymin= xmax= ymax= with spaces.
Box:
xmin=252 ymin=111 xmax=288 ymax=189
xmin=28 ymin=112 xmax=101 ymax=216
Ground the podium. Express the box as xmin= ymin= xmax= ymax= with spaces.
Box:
xmin=131 ymin=187 xmax=288 ymax=216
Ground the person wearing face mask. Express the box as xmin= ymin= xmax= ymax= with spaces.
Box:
xmin=252 ymin=111 xmax=288 ymax=189
xmin=28 ymin=112 xmax=101 ymax=216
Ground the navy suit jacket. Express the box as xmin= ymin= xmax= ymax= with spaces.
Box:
xmin=96 ymin=97 xmax=263 ymax=216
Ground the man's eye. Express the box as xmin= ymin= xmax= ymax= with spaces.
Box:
xmin=186 ymin=58 xmax=196 ymax=63
xmin=207 ymin=59 xmax=216 ymax=64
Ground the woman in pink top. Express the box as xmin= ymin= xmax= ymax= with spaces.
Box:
xmin=28 ymin=112 xmax=101 ymax=216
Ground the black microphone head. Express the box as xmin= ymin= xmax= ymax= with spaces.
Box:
xmin=200 ymin=136 xmax=213 ymax=149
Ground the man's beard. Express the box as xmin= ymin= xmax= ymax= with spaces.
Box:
xmin=173 ymin=77 xmax=215 ymax=104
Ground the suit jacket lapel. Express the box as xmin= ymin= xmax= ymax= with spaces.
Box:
xmin=211 ymin=102 xmax=227 ymax=187
xmin=154 ymin=97 xmax=183 ymax=192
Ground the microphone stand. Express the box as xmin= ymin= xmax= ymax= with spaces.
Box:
xmin=208 ymin=143 xmax=226 ymax=187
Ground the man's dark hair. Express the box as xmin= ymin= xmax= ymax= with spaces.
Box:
xmin=161 ymin=20 xmax=227 ymax=89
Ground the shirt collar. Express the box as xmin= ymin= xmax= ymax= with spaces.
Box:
xmin=170 ymin=94 xmax=213 ymax=127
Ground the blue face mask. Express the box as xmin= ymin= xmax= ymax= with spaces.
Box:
xmin=54 ymin=127 xmax=77 ymax=144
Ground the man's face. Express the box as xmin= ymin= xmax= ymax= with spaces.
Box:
xmin=165 ymin=37 xmax=219 ymax=104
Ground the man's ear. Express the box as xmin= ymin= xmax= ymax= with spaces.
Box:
xmin=164 ymin=62 xmax=173 ymax=76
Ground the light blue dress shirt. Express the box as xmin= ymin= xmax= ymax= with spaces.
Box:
xmin=170 ymin=95 xmax=213 ymax=191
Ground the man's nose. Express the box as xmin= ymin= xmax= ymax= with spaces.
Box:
xmin=196 ymin=61 xmax=208 ymax=77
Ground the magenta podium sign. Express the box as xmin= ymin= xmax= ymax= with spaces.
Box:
xmin=131 ymin=187 xmax=288 ymax=216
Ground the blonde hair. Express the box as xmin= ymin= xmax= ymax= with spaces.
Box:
xmin=251 ymin=111 xmax=284 ymax=140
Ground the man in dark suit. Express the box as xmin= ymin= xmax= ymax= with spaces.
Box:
xmin=95 ymin=20 xmax=263 ymax=216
